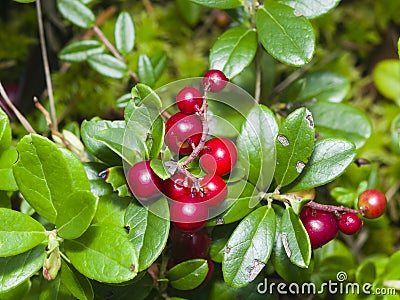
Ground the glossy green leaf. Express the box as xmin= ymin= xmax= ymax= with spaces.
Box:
xmin=281 ymin=207 xmax=311 ymax=268
xmin=64 ymin=224 xmax=138 ymax=283
xmin=102 ymin=166 xmax=130 ymax=197
xmin=223 ymin=206 xmax=276 ymax=288
xmin=256 ymin=3 xmax=315 ymax=66
xmin=277 ymin=0 xmax=341 ymax=18
xmin=208 ymin=180 xmax=259 ymax=226
xmin=331 ymin=187 xmax=356 ymax=207
xmin=0 ymin=208 xmax=47 ymax=257
xmin=130 ymin=83 xmax=162 ymax=109
xmin=356 ymin=260 xmax=376 ymax=285
xmin=237 ymin=105 xmax=278 ymax=191
xmin=150 ymin=52 xmax=168 ymax=82
xmin=210 ymin=27 xmax=257 ymax=79
xmin=115 ymin=11 xmax=135 ymax=55
xmin=0 ymin=192 xmax=10 ymax=209
xmin=92 ymin=194 xmax=131 ymax=226
xmin=0 ymin=108 xmax=11 ymax=152
xmin=125 ymin=199 xmax=170 ymax=271
xmin=275 ymin=108 xmax=315 ymax=187
xmin=0 ymin=245 xmax=46 ymax=293
xmin=209 ymin=223 xmax=237 ymax=263
xmin=39 ymin=274 xmax=74 ymax=299
xmin=309 ymin=102 xmax=372 ymax=148
xmin=0 ymin=279 xmax=31 ymax=300
xmin=56 ymin=190 xmax=98 ymax=240
xmin=138 ymin=54 xmax=156 ymax=87
xmin=57 ymin=0 xmax=95 ymax=29
xmin=167 ymin=259 xmax=208 ymax=290
xmin=87 ymin=54 xmax=128 ymax=79
xmin=59 ymin=148 xmax=91 ymax=191
xmin=60 ymin=260 xmax=94 ymax=300
xmin=0 ymin=149 xmax=18 ymax=191
xmin=176 ymin=0 xmax=202 ymax=26
xmin=83 ymin=162 xmax=113 ymax=197
xmin=58 ymin=40 xmax=104 ymax=62
xmin=116 ymin=93 xmax=132 ymax=109
xmin=189 ymin=0 xmax=243 ymax=9
xmin=81 ymin=118 xmax=125 ymax=165
xmin=287 ymin=138 xmax=356 ymax=192
xmin=150 ymin=159 xmax=171 ymax=180
xmin=281 ymin=71 xmax=350 ymax=103
xmin=373 ymin=59 xmax=400 ymax=102
xmin=13 ymin=0 xmax=36 ymax=3
xmin=148 ymin=115 xmax=165 ymax=159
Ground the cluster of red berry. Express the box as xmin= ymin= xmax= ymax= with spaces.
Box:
xmin=127 ymin=70 xmax=238 ymax=232
xmin=300 ymin=189 xmax=387 ymax=248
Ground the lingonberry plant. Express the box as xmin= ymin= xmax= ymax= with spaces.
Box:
xmin=0 ymin=0 xmax=399 ymax=299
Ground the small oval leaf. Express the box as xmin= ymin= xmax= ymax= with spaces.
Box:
xmin=189 ymin=0 xmax=243 ymax=9
xmin=57 ymin=0 xmax=95 ymax=29
xmin=167 ymin=259 xmax=208 ymax=290
xmin=58 ymin=40 xmax=104 ymax=62
xmin=138 ymin=54 xmax=156 ymax=87
xmin=60 ymin=260 xmax=94 ymax=300
xmin=373 ymin=59 xmax=400 ymax=102
xmin=87 ymin=54 xmax=128 ymax=79
xmin=115 ymin=11 xmax=135 ymax=55
xmin=278 ymin=0 xmax=341 ymax=19
xmin=0 ymin=108 xmax=11 ymax=152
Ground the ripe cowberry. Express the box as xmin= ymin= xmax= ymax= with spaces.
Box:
xmin=300 ymin=207 xmax=338 ymax=249
xmin=338 ymin=213 xmax=363 ymax=235
xmin=200 ymin=174 xmax=228 ymax=208
xmin=358 ymin=189 xmax=387 ymax=219
xmin=165 ymin=112 xmax=203 ymax=155
xmin=203 ymin=69 xmax=228 ymax=92
xmin=170 ymin=194 xmax=209 ymax=231
xmin=161 ymin=173 xmax=191 ymax=201
xmin=176 ymin=87 xmax=203 ymax=115
xmin=199 ymin=137 xmax=238 ymax=176
xmin=127 ymin=160 xmax=162 ymax=200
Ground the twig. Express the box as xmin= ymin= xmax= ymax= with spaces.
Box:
xmin=0 ymin=82 xmax=36 ymax=133
xmin=304 ymin=201 xmax=363 ymax=215
xmin=254 ymin=44 xmax=262 ymax=103
xmin=36 ymin=0 xmax=57 ymax=130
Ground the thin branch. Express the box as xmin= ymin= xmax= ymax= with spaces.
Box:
xmin=304 ymin=201 xmax=363 ymax=215
xmin=36 ymin=0 xmax=57 ymax=130
xmin=254 ymin=44 xmax=262 ymax=103
xmin=0 ymin=82 xmax=36 ymax=133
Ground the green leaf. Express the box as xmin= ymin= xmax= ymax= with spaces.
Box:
xmin=57 ymin=0 xmax=95 ymax=29
xmin=176 ymin=0 xmax=202 ymax=26
xmin=0 ymin=208 xmax=47 ymax=257
xmin=150 ymin=159 xmax=171 ymax=180
xmin=60 ymin=260 xmax=94 ymax=300
xmin=237 ymin=105 xmax=278 ymax=191
xmin=95 ymin=127 xmax=148 ymax=166
xmin=0 ymin=279 xmax=31 ymax=300
xmin=373 ymin=59 xmax=400 ymax=102
xmin=277 ymin=0 xmax=341 ymax=19
xmin=209 ymin=223 xmax=237 ymax=263
xmin=58 ymin=40 xmax=104 ymax=62
xmin=13 ymin=0 xmax=36 ymax=3
xmin=150 ymin=52 xmax=168 ymax=82
xmin=275 ymin=108 xmax=315 ymax=187
xmin=87 ymin=54 xmax=128 ymax=79
xmin=125 ymin=199 xmax=170 ymax=271
xmin=280 ymin=207 xmax=311 ymax=268
xmin=0 ymin=149 xmax=18 ymax=191
xmin=130 ymin=83 xmax=162 ymax=109
xmin=138 ymin=54 xmax=156 ymax=87
xmin=38 ymin=274 xmax=73 ymax=299
xmin=115 ymin=11 xmax=135 ymax=55
xmin=83 ymin=162 xmax=114 ymax=197
xmin=56 ymin=190 xmax=98 ymax=240
xmin=223 ymin=206 xmax=276 ymax=288
xmin=287 ymin=138 xmax=356 ymax=192
xmin=59 ymin=148 xmax=91 ymax=191
xmin=64 ymin=224 xmax=138 ymax=283
xmin=92 ymin=193 xmax=131 ymax=226
xmin=148 ymin=115 xmax=165 ymax=159
xmin=281 ymin=71 xmax=350 ymax=103
xmin=0 ymin=108 xmax=11 ymax=152
xmin=102 ymin=166 xmax=130 ymax=197
xmin=309 ymin=102 xmax=372 ymax=149
xmin=0 ymin=245 xmax=46 ymax=293
xmin=0 ymin=192 xmax=10 ymax=209
xmin=189 ymin=0 xmax=243 ymax=9
xmin=167 ymin=259 xmax=208 ymax=290
xmin=210 ymin=27 xmax=258 ymax=79
xmin=256 ymin=3 xmax=315 ymax=66
xmin=81 ymin=118 xmax=125 ymax=165
xmin=331 ymin=187 xmax=356 ymax=207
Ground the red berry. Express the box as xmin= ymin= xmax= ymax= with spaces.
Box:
xmin=338 ymin=213 xmax=363 ymax=235
xmin=170 ymin=194 xmax=209 ymax=231
xmin=169 ymin=227 xmax=211 ymax=263
xmin=199 ymin=137 xmax=237 ymax=176
xmin=127 ymin=160 xmax=162 ymax=200
xmin=200 ymin=174 xmax=228 ymax=208
xmin=165 ymin=112 xmax=203 ymax=155
xmin=203 ymin=69 xmax=228 ymax=92
xmin=358 ymin=189 xmax=387 ymax=219
xmin=176 ymin=87 xmax=203 ymax=115
xmin=161 ymin=173 xmax=191 ymax=201
xmin=300 ymin=207 xmax=338 ymax=249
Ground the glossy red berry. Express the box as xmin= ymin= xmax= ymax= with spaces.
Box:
xmin=161 ymin=173 xmax=191 ymax=201
xmin=199 ymin=137 xmax=237 ymax=176
xmin=169 ymin=227 xmax=211 ymax=263
xmin=127 ymin=160 xmax=162 ymax=200
xmin=300 ymin=207 xmax=338 ymax=249
xmin=338 ymin=212 xmax=363 ymax=235
xmin=176 ymin=87 xmax=203 ymax=115
xmin=203 ymin=69 xmax=228 ymax=92
xmin=358 ymin=189 xmax=387 ymax=219
xmin=165 ymin=112 xmax=203 ymax=155
xmin=200 ymin=174 xmax=228 ymax=208
xmin=170 ymin=194 xmax=209 ymax=231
